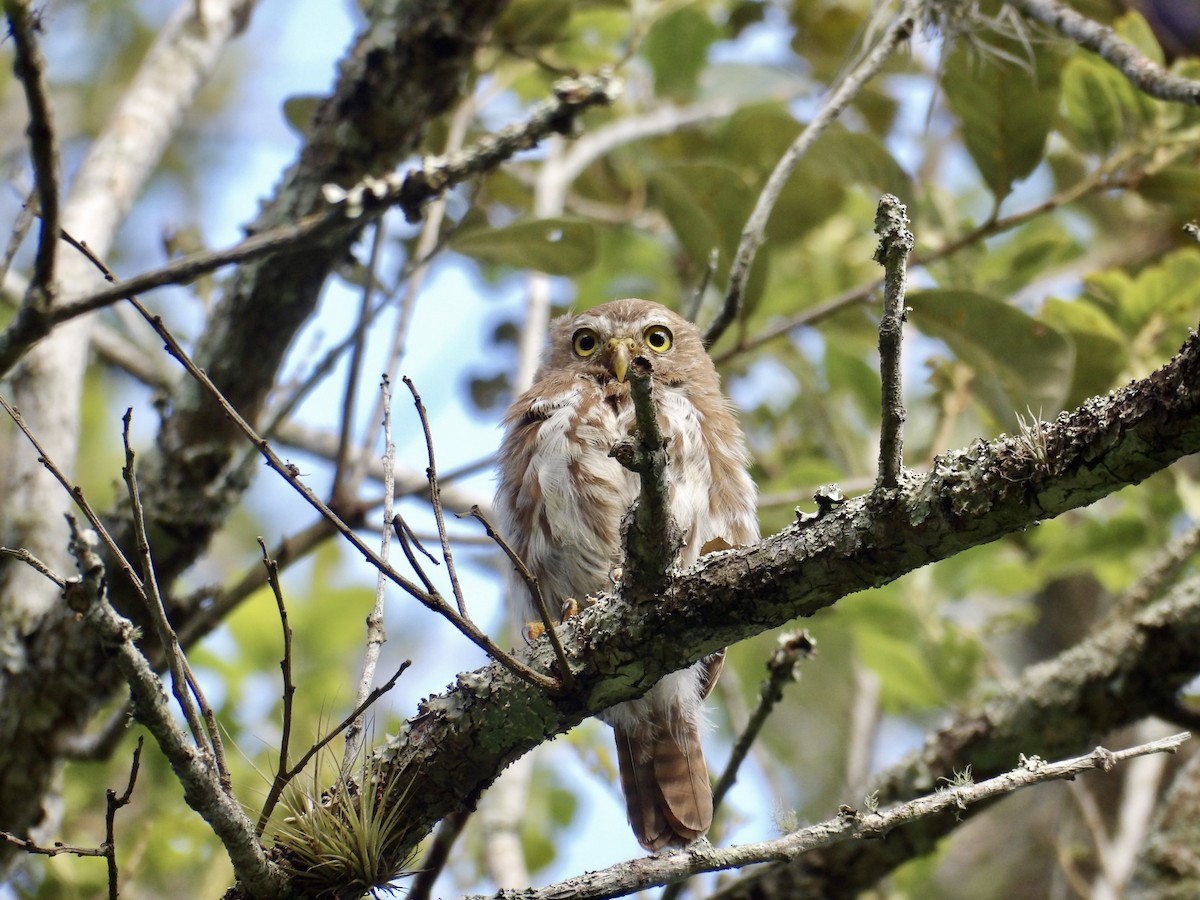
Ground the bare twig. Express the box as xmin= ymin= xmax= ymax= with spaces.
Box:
xmin=873 ymin=194 xmax=913 ymax=490
xmin=122 ymin=295 xmax=561 ymax=694
xmin=662 ymin=632 xmax=816 ymax=900
xmin=62 ymin=517 xmax=287 ymax=898
xmin=0 ymin=396 xmax=146 ymax=599
xmin=687 ymin=247 xmax=720 ymax=324
xmin=0 ymin=545 xmax=65 ymax=588
xmin=4 ymin=0 xmax=61 ymax=303
xmin=408 ymin=810 xmax=471 ymax=900
xmin=346 ymin=89 xmax=477 ymax=498
xmin=1009 ymin=0 xmax=1200 ymax=105
xmin=331 ymin=223 xmax=384 ymax=507
xmin=344 ymin=375 xmax=396 ymax=775
xmin=177 ymin=516 xmax=342 ymax=650
xmin=120 ymin=409 xmax=227 ymax=783
xmin=256 ymin=539 xmax=296 ymax=837
xmin=392 ymin=513 xmax=442 ymax=595
xmin=0 ymin=729 xmax=142 ymax=888
xmin=103 ymin=735 xmax=144 ymax=900
xmin=706 ymin=0 xmax=919 ymax=348
xmin=464 ymin=506 xmax=575 ymax=691
xmin=468 ymin=733 xmax=1191 ymax=900
xmin=714 ymin=631 xmax=816 ymax=811
xmin=403 ymin=376 xmax=469 ymax=617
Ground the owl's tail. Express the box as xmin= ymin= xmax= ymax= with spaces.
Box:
xmin=614 ymin=721 xmax=713 ymax=852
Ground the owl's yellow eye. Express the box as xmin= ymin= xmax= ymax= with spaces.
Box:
xmin=572 ymin=328 xmax=600 ymax=357
xmin=644 ymin=325 xmax=672 ymax=353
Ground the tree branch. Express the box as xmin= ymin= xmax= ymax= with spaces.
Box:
xmin=310 ymin=326 xmax=1200 ymax=889
xmin=706 ymin=0 xmax=919 ymax=347
xmin=1010 ymin=0 xmax=1200 ymax=105
xmin=709 ymin=573 xmax=1200 ymax=899
xmin=874 ymin=194 xmax=913 ymax=490
xmin=468 ymin=734 xmax=1189 ymax=900
xmin=62 ymin=519 xmax=287 ymax=899
xmin=3 ymin=0 xmax=60 ymax=304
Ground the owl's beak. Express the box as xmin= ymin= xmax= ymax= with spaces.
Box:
xmin=607 ymin=337 xmax=635 ymax=382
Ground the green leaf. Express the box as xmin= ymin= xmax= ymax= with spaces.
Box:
xmin=646 ymin=162 xmax=754 ymax=279
xmin=1061 ymin=51 xmax=1155 ymax=155
xmin=941 ymin=40 xmax=1062 ymax=201
xmin=450 ymin=217 xmax=598 ymax=275
xmin=641 ymin=5 xmax=720 ymax=100
xmin=907 ymin=290 xmax=1075 ymax=426
xmin=496 ymin=0 xmax=572 ymax=48
xmin=1137 ymin=167 xmax=1200 ymax=210
xmin=1041 ymin=297 xmax=1129 ymax=405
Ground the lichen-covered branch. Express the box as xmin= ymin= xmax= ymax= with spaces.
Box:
xmin=311 ymin=326 xmax=1200 ymax=888
xmin=873 ymin=194 xmax=912 ymax=490
xmin=1010 ymin=0 xmax=1200 ymax=105
xmin=468 ymin=733 xmax=1189 ymax=900
xmin=709 ymin=574 xmax=1200 ymax=899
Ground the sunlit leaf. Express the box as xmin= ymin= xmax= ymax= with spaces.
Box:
xmin=941 ymin=39 xmax=1062 ymax=200
xmin=642 ymin=5 xmax=721 ymax=99
xmin=450 ymin=217 xmax=598 ymax=275
xmin=908 ymin=290 xmax=1075 ymax=426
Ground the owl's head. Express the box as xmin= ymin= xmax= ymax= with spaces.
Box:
xmin=540 ymin=298 xmax=716 ymax=388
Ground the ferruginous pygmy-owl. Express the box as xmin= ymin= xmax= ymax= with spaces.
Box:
xmin=494 ymin=298 xmax=759 ymax=851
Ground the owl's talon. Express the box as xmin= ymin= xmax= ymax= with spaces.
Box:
xmin=608 ymin=565 xmax=623 ymax=586
xmin=560 ymin=597 xmax=580 ymax=622
xmin=522 ymin=621 xmax=546 ymax=644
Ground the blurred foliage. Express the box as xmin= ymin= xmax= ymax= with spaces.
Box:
xmin=6 ymin=0 xmax=1200 ymax=896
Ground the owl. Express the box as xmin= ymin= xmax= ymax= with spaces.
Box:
xmin=494 ymin=298 xmax=759 ymax=851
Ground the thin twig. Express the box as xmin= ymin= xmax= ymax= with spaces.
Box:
xmin=706 ymin=0 xmax=919 ymax=347
xmin=104 ymin=735 xmax=143 ymax=900
xmin=331 ymin=222 xmax=384 ymax=507
xmin=122 ymin=296 xmax=562 ymax=694
xmin=713 ymin=631 xmax=816 ymax=811
xmin=873 ymin=194 xmax=913 ymax=490
xmin=346 ymin=90 xmax=477 ymax=498
xmin=267 ymin=661 xmax=413 ymax=818
xmin=404 ymin=376 xmax=469 ymax=618
xmin=120 ymin=409 xmax=214 ymax=763
xmin=0 ymin=395 xmax=146 ymax=600
xmin=0 ymin=545 xmax=65 ymax=588
xmin=62 ymin=517 xmax=287 ymax=897
xmin=686 ymin=248 xmax=720 ymax=324
xmin=392 ymin=513 xmax=441 ymax=596
xmin=176 ymin=516 xmax=341 ymax=651
xmin=470 ymin=733 xmax=1192 ymax=900
xmin=1 ymin=190 xmax=38 ymax=289
xmin=408 ymin=810 xmax=471 ymax=900
xmin=0 ymin=73 xmax=619 ymax=379
xmin=1010 ymin=0 xmax=1200 ymax=105
xmin=344 ymin=375 xmax=396 ymax=776
xmin=662 ymin=632 xmax=816 ymax=900
xmin=465 ymin=506 xmax=575 ymax=691
xmin=256 ymin=539 xmax=295 ymax=837
xmin=4 ymin=0 xmax=61 ymax=302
